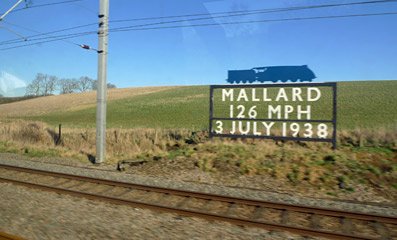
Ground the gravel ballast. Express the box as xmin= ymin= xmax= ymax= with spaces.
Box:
xmin=0 ymin=153 xmax=396 ymax=239
xmin=2 ymin=182 xmax=303 ymax=240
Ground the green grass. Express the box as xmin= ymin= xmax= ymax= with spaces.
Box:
xmin=26 ymin=86 xmax=209 ymax=129
xmin=18 ymin=80 xmax=397 ymax=130
xmin=338 ymin=81 xmax=397 ymax=129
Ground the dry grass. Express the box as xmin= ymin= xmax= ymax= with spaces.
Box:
xmin=62 ymin=127 xmax=194 ymax=163
xmin=0 ymin=120 xmax=396 ymax=163
xmin=0 ymin=120 xmax=395 ymax=201
xmin=0 ymin=120 xmax=194 ymax=163
xmin=0 ymin=120 xmax=53 ymax=145
xmin=0 ymin=86 xmax=180 ymax=117
xmin=339 ymin=127 xmax=397 ymax=148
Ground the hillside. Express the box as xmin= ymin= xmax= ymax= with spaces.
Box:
xmin=0 ymin=81 xmax=396 ymax=130
xmin=0 ymin=86 xmax=179 ymax=118
xmin=0 ymin=81 xmax=396 ymax=203
xmin=0 ymin=95 xmax=40 ymax=105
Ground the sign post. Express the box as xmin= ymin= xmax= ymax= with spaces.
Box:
xmin=209 ymin=82 xmax=337 ymax=149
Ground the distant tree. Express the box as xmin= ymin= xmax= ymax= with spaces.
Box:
xmin=43 ymin=75 xmax=57 ymax=95
xmin=25 ymin=73 xmax=44 ymax=96
xmin=78 ymin=76 xmax=94 ymax=92
xmin=107 ymin=83 xmax=117 ymax=89
xmin=91 ymin=80 xmax=117 ymax=90
xmin=91 ymin=80 xmax=97 ymax=90
xmin=58 ymin=78 xmax=79 ymax=94
xmin=25 ymin=73 xmax=57 ymax=96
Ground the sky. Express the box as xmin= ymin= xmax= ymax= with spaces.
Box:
xmin=0 ymin=0 xmax=397 ymax=90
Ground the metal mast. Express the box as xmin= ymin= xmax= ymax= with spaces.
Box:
xmin=0 ymin=0 xmax=25 ymax=21
xmin=96 ymin=0 xmax=109 ymax=163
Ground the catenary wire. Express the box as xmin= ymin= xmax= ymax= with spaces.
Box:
xmin=0 ymin=31 xmax=94 ymax=51
xmin=110 ymin=12 xmax=397 ymax=33
xmin=0 ymin=25 xmax=27 ymax=40
xmin=2 ymin=20 xmax=83 ymax=47
xmin=0 ymin=28 xmax=97 ymax=45
xmin=0 ymin=22 xmax=97 ymax=45
xmin=1 ymin=11 xmax=396 ymax=51
xmin=11 ymin=0 xmax=83 ymax=13
xmin=110 ymin=0 xmax=397 ymax=32
xmin=110 ymin=0 xmax=397 ymax=23
xmin=2 ymin=0 xmax=396 ymax=46
xmin=72 ymin=2 xmax=97 ymax=15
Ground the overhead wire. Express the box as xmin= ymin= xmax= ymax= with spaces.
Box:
xmin=0 ymin=31 xmax=94 ymax=50
xmin=110 ymin=12 xmax=397 ymax=33
xmin=1 ymin=20 xmax=99 ymax=51
xmin=11 ymin=0 xmax=83 ymax=13
xmin=109 ymin=0 xmax=397 ymax=23
xmin=1 ymin=11 xmax=396 ymax=51
xmin=0 ymin=21 xmax=97 ymax=45
xmin=0 ymin=0 xmax=96 ymax=47
xmin=0 ymin=25 xmax=27 ymax=40
xmin=71 ymin=2 xmax=97 ymax=15
xmin=0 ymin=28 xmax=97 ymax=45
xmin=2 ymin=0 xmax=396 ymax=46
xmin=110 ymin=0 xmax=397 ymax=33
xmin=1 ymin=0 xmax=397 ymax=50
xmin=2 ymin=20 xmax=83 ymax=47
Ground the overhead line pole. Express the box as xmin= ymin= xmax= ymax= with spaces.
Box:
xmin=96 ymin=0 xmax=109 ymax=164
xmin=0 ymin=0 xmax=25 ymax=21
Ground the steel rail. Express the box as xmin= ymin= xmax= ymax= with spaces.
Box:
xmin=0 ymin=176 xmax=372 ymax=240
xmin=0 ymin=164 xmax=395 ymax=225
xmin=0 ymin=163 xmax=396 ymax=240
xmin=0 ymin=231 xmax=25 ymax=240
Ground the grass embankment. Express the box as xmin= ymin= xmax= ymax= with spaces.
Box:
xmin=0 ymin=81 xmax=396 ymax=201
xmin=4 ymin=80 xmax=395 ymax=130
xmin=0 ymin=120 xmax=395 ymax=201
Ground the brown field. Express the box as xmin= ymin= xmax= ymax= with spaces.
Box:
xmin=0 ymin=86 xmax=180 ymax=117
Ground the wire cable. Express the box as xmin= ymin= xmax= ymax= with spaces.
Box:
xmin=2 ymin=0 xmax=396 ymax=46
xmin=110 ymin=12 xmax=397 ymax=33
xmin=1 ymin=11 xmax=396 ymax=51
xmin=0 ymin=31 xmax=94 ymax=51
xmin=2 ymin=20 xmax=82 ymax=47
xmin=0 ymin=21 xmax=97 ymax=51
xmin=0 ymin=28 xmax=96 ymax=45
xmin=110 ymin=0 xmax=397 ymax=32
xmin=11 ymin=0 xmax=83 ymax=13
xmin=0 ymin=21 xmax=96 ymax=45
xmin=110 ymin=0 xmax=397 ymax=23
xmin=72 ymin=2 xmax=97 ymax=15
xmin=0 ymin=25 xmax=27 ymax=40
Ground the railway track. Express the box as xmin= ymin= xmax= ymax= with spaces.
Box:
xmin=0 ymin=231 xmax=25 ymax=240
xmin=0 ymin=163 xmax=396 ymax=240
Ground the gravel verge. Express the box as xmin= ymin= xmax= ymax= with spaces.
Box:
xmin=1 ymin=182 xmax=309 ymax=240
xmin=0 ymin=153 xmax=396 ymax=217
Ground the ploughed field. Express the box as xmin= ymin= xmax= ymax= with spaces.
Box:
xmin=0 ymin=80 xmax=396 ymax=130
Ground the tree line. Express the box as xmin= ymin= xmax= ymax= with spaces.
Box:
xmin=25 ymin=73 xmax=116 ymax=96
